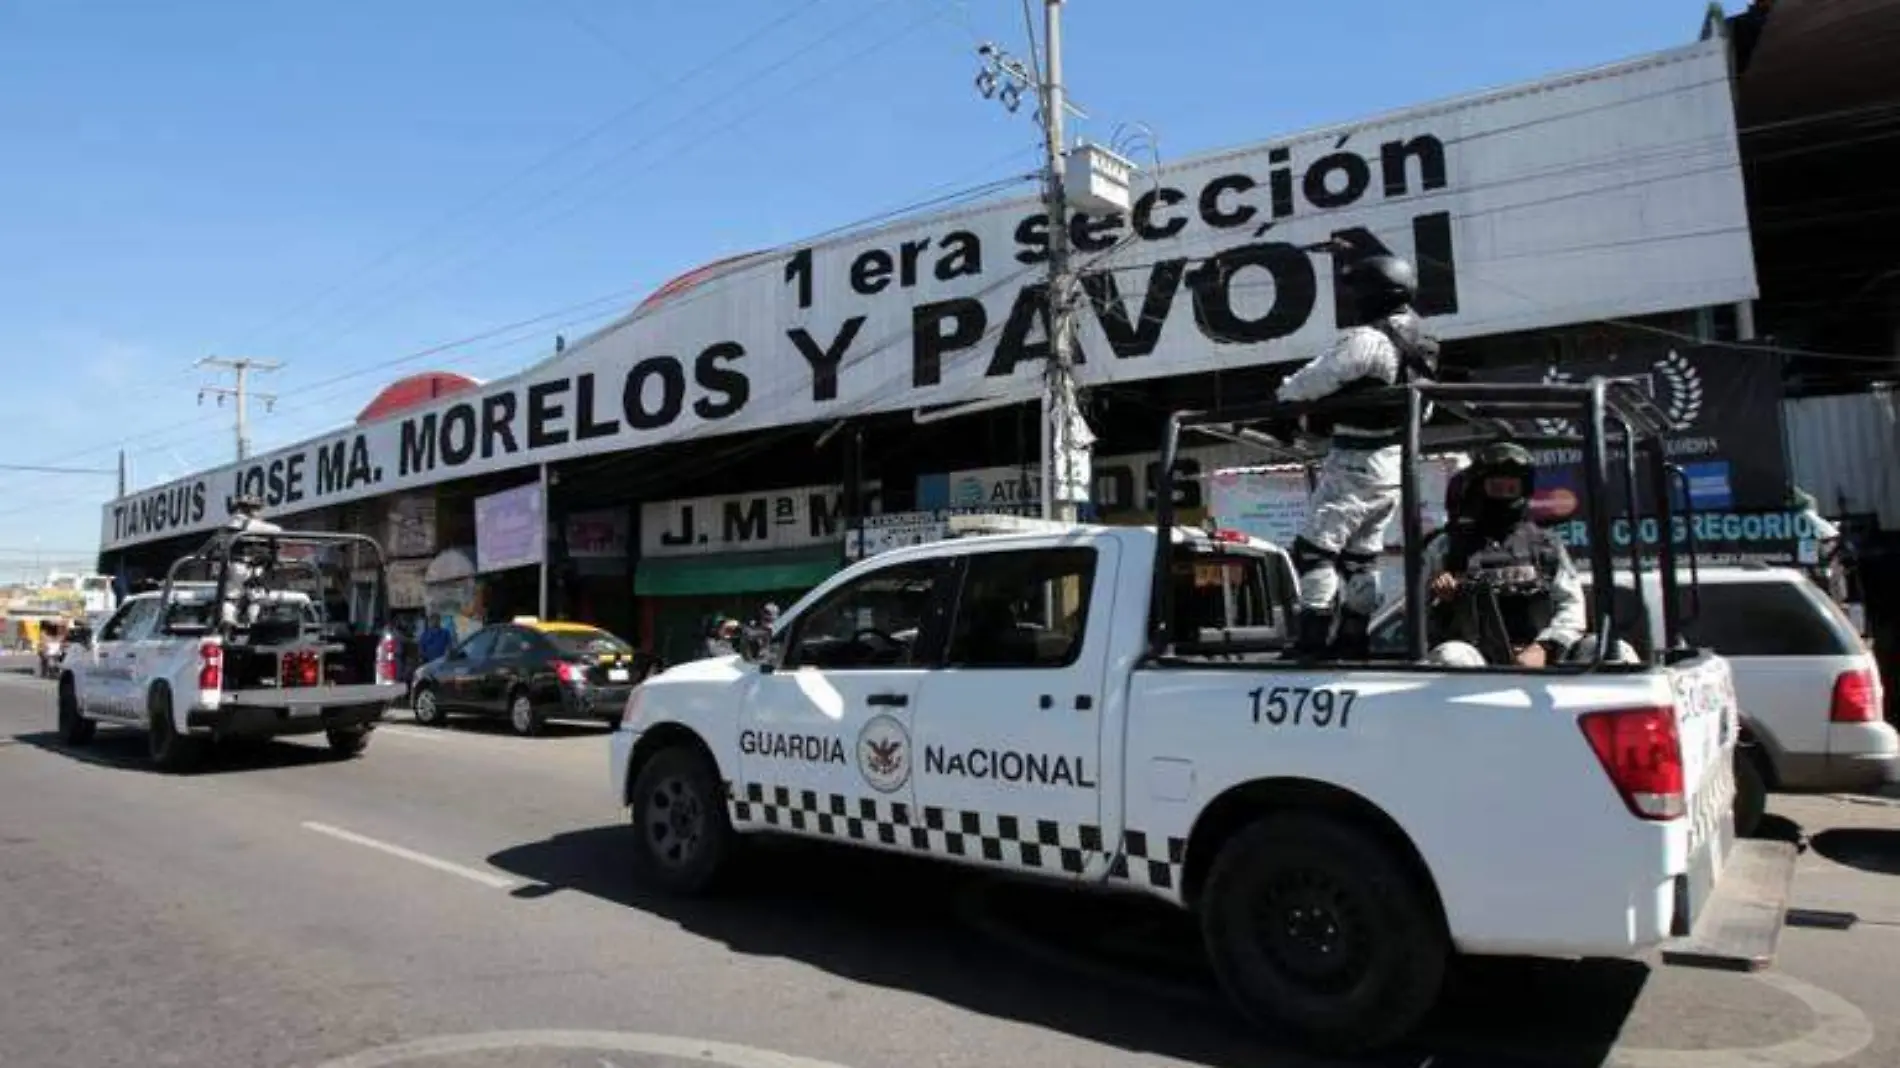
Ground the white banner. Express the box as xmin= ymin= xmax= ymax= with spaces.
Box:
xmin=474 ymin=482 xmax=544 ymax=573
xmin=101 ymin=41 xmax=1753 ymax=552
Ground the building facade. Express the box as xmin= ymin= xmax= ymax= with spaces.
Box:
xmin=101 ymin=36 xmax=1779 ymax=662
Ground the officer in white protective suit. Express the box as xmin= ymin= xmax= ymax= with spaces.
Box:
xmin=1275 ymin=254 xmax=1441 ymax=657
xmin=220 ymin=495 xmax=283 ymax=630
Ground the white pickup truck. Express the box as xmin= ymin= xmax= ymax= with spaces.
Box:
xmin=56 ymin=528 xmax=402 ymax=769
xmin=611 ymin=515 xmax=1781 ymax=1050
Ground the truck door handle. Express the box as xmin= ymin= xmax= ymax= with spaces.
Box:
xmin=866 ymin=693 xmax=908 ymax=707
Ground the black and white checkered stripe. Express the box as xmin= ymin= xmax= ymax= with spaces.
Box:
xmin=726 ymin=781 xmax=1185 ymax=891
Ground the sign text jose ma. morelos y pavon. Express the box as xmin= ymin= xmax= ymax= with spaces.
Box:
xmin=102 ymin=41 xmax=1757 ymax=552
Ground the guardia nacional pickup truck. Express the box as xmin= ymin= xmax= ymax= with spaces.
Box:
xmin=607 ymin=380 xmax=1798 ymax=1052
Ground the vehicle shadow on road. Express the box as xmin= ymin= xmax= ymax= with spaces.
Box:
xmin=1810 ymin=828 xmax=1900 ymax=875
xmin=13 ymin=729 xmax=347 ymax=775
xmin=489 ymin=826 xmax=1649 ymax=1068
xmin=412 ymin=717 xmax=613 ymax=740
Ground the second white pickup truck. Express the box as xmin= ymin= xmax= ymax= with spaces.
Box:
xmin=57 ymin=527 xmax=402 ymax=769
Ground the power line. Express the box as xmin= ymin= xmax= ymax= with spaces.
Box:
xmin=255 ymin=0 xmax=906 ymax=363
xmin=195 ymin=356 xmax=283 ymax=462
xmin=0 ymin=463 xmax=116 ymax=475
xmin=219 ymin=0 xmax=829 ymax=355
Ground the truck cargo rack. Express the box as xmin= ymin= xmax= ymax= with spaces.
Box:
xmin=1149 ymin=377 xmax=1697 ymax=668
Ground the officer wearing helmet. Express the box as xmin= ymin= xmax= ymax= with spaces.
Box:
xmin=1422 ymin=442 xmax=1593 ymax=668
xmin=1276 ymin=253 xmax=1441 ymax=656
xmin=219 ymin=494 xmax=283 ymax=630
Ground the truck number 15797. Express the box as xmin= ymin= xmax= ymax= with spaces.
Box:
xmin=1248 ymin=686 xmax=1357 ymax=729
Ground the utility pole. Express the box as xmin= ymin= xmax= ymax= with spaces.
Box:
xmin=977 ymin=2 xmax=1118 ymax=524
xmin=196 ymin=356 xmax=282 ymax=463
xmin=1038 ymin=0 xmax=1081 ymax=524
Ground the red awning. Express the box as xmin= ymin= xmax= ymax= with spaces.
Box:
xmin=356 ymin=372 xmax=481 ymax=425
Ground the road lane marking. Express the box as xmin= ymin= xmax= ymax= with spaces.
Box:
xmin=377 ymin=726 xmax=450 ymax=742
xmin=308 ymin=1030 xmax=859 ymax=1068
xmin=300 ymin=821 xmax=517 ymax=890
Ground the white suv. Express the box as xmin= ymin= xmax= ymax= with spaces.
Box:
xmin=1372 ymin=564 xmax=1895 ymax=829
xmin=1636 ymin=567 xmax=1892 ymax=794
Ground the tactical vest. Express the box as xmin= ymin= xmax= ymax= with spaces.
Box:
xmin=1436 ymin=522 xmax=1565 ymax=648
xmin=1307 ymin=314 xmax=1441 ymax=448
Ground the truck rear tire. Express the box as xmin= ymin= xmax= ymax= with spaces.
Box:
xmin=146 ymin=689 xmax=199 ymax=773
xmin=326 ymin=726 xmax=371 ymax=758
xmin=57 ymin=679 xmax=95 ymax=746
xmin=1734 ymin=746 xmax=1769 ymax=839
xmin=1200 ymin=812 xmax=1447 ymax=1053
xmin=627 ymin=745 xmax=731 ymax=896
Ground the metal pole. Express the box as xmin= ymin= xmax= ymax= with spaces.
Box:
xmin=117 ymin=449 xmax=127 ymax=497
xmin=234 ymin=362 xmax=250 ymax=461
xmin=537 ymin=463 xmax=551 ymax=620
xmin=196 ymin=356 xmax=281 ymax=464
xmin=1041 ymin=0 xmax=1077 ymax=523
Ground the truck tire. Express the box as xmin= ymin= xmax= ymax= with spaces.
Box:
xmin=627 ymin=745 xmax=732 ymax=896
xmin=57 ymin=678 xmax=95 ymax=746
xmin=508 ymin=690 xmax=545 ymax=737
xmin=326 ymin=726 xmax=371 ymax=758
xmin=146 ymin=688 xmax=199 ymax=773
xmin=1734 ymin=746 xmax=1769 ymax=840
xmin=411 ymin=685 xmax=446 ymax=727
xmin=1199 ymin=812 xmax=1447 ymax=1053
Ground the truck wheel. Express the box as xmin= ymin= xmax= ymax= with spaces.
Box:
xmin=411 ymin=685 xmax=445 ymax=727
xmin=146 ymin=689 xmax=199 ymax=773
xmin=326 ymin=726 xmax=371 ymax=758
xmin=627 ymin=745 xmax=732 ymax=895
xmin=1200 ymin=813 xmax=1448 ymax=1053
xmin=508 ymin=690 xmax=545 ymax=737
xmin=1734 ymin=746 xmax=1769 ymax=839
xmin=57 ymin=678 xmax=95 ymax=746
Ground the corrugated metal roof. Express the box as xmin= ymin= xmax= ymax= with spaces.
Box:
xmin=1784 ymin=388 xmax=1900 ymax=528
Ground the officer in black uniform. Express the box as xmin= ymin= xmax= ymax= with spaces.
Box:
xmin=1277 ymin=253 xmax=1441 ymax=656
xmin=1422 ymin=442 xmax=1589 ymax=667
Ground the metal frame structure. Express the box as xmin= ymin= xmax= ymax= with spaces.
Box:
xmin=1147 ymin=378 xmax=1695 ymax=668
xmin=162 ymin=530 xmax=392 ymax=639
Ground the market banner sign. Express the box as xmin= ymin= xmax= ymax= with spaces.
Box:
xmin=101 ymin=40 xmax=1755 ymax=552
xmin=917 ymin=443 xmax=1257 ymax=519
xmin=1485 ymin=343 xmax=1789 ymax=522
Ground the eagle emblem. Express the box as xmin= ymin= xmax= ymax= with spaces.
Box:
xmin=857 ymin=714 xmax=913 ymax=793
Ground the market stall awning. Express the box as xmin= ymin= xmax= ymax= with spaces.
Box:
xmin=634 ymin=545 xmax=842 ymax=597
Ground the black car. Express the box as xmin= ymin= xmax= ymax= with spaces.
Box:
xmin=409 ymin=619 xmax=659 ymax=735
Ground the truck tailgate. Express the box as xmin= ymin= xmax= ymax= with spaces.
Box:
xmin=1663 ymin=654 xmax=1799 ymax=970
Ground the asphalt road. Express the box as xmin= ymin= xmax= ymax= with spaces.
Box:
xmin=3 ymin=669 xmax=1898 ymax=1068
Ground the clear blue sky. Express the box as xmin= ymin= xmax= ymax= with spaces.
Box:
xmin=0 ymin=0 xmax=1729 ymax=574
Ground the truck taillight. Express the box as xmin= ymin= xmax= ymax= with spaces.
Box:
xmin=1578 ymin=705 xmax=1685 ymax=821
xmin=375 ymin=634 xmax=398 ymax=685
xmin=1830 ymin=669 xmax=1879 ymax=723
xmin=198 ymin=641 xmax=223 ymax=691
xmin=281 ymin=650 xmax=320 ymax=688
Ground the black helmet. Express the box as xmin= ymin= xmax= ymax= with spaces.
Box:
xmin=1341 ymin=254 xmax=1418 ymax=319
xmin=1463 ymin=442 xmax=1535 ymax=530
